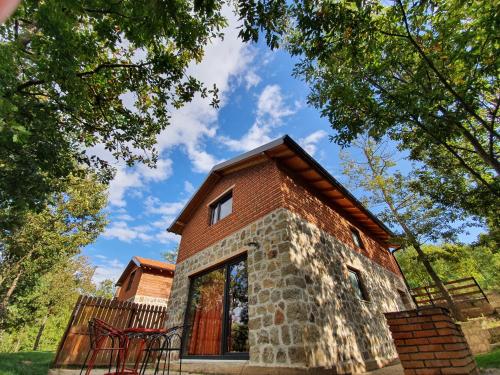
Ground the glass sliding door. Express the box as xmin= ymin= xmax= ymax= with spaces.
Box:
xmin=183 ymin=255 xmax=248 ymax=359
xmin=225 ymin=259 xmax=249 ymax=353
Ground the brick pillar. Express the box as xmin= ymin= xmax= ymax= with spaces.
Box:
xmin=385 ymin=307 xmax=479 ymax=375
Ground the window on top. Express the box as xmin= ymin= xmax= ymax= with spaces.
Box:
xmin=347 ymin=267 xmax=369 ymax=301
xmin=126 ymin=270 xmax=136 ymax=291
xmin=210 ymin=191 xmax=233 ymax=225
xmin=350 ymin=228 xmax=365 ymax=249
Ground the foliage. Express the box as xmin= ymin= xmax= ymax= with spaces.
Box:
xmin=236 ymin=0 xmax=499 ymax=222
xmin=0 ymin=351 xmax=54 ymax=375
xmin=340 ymin=135 xmax=467 ymax=319
xmin=340 ymin=137 xmax=466 ymax=246
xmin=0 ymin=256 xmax=96 ymax=352
xmin=395 ymin=243 xmax=500 ymax=291
xmin=475 ymin=348 xmax=500 ymax=369
xmin=0 ymin=0 xmax=227 ymax=224
xmin=161 ymin=247 xmax=179 ymax=264
xmin=93 ymin=279 xmax=116 ymax=299
xmin=0 ymin=173 xmax=107 ymax=322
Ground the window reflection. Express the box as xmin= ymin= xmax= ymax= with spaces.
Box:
xmin=185 ymin=267 xmax=225 ymax=355
xmin=184 ymin=256 xmax=249 ymax=358
xmin=226 ymin=259 xmax=249 ymax=353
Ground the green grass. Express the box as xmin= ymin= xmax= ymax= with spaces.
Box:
xmin=0 ymin=351 xmax=55 ymax=375
xmin=476 ymin=348 xmax=500 ymax=369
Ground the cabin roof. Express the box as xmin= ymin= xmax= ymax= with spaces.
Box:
xmin=167 ymin=135 xmax=394 ymax=244
xmin=115 ymin=256 xmax=175 ymax=286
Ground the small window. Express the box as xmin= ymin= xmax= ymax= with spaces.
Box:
xmin=350 ymin=228 xmax=365 ymax=249
xmin=347 ymin=268 xmax=368 ymax=301
xmin=210 ymin=192 xmax=233 ymax=225
xmin=126 ymin=270 xmax=136 ymax=291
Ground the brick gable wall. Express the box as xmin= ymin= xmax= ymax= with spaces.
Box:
xmin=177 ymin=160 xmax=284 ymax=263
xmin=177 ymin=159 xmax=401 ymax=276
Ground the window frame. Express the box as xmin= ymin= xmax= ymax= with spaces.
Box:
xmin=126 ymin=270 xmax=136 ymax=292
xmin=347 ymin=267 xmax=369 ymax=301
xmin=350 ymin=227 xmax=365 ymax=250
xmin=209 ymin=191 xmax=233 ymax=225
xmin=182 ymin=254 xmax=249 ymax=360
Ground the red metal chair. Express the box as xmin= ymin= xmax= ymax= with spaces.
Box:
xmin=80 ymin=318 xmax=135 ymax=375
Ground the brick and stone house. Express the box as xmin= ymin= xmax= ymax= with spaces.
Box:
xmin=115 ymin=256 xmax=175 ymax=307
xmin=165 ymin=135 xmax=414 ymax=374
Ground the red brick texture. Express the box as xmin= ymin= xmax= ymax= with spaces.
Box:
xmin=177 ymin=160 xmax=284 ymax=262
xmin=279 ymin=165 xmax=401 ymax=275
xmin=385 ymin=307 xmax=479 ymax=375
xmin=177 ymin=159 xmax=401 ymax=277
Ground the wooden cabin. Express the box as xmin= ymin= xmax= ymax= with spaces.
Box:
xmin=115 ymin=256 xmax=175 ymax=307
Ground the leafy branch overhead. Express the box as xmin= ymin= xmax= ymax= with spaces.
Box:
xmin=0 ymin=0 xmax=226 ymax=219
xmin=236 ymin=0 xmax=499 ymax=222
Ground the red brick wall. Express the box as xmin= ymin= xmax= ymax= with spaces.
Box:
xmin=278 ymin=165 xmax=401 ymax=275
xmin=177 ymin=159 xmax=400 ymax=276
xmin=177 ymin=160 xmax=284 ymax=262
xmin=385 ymin=307 xmax=479 ymax=375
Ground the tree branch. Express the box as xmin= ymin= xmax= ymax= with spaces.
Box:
xmin=395 ymin=0 xmax=491 ymax=132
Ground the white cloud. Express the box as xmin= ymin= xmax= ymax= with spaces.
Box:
xmin=103 ymin=221 xmax=154 ymax=243
xmin=155 ymin=7 xmax=255 ymax=173
xmin=220 ymin=84 xmax=297 ymax=152
xmin=145 ymin=196 xmax=187 ymax=216
xmin=92 ymin=257 xmax=126 ymax=284
xmin=184 ymin=181 xmax=195 ymax=194
xmin=244 ymin=70 xmax=261 ymax=90
xmin=299 ymin=130 xmax=328 ymax=156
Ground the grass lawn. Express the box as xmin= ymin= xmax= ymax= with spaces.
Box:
xmin=476 ymin=348 xmax=500 ymax=369
xmin=0 ymin=351 xmax=55 ymax=375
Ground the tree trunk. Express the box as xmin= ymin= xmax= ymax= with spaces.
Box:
xmin=362 ymin=144 xmax=466 ymax=321
xmin=0 ymin=270 xmax=22 ymax=312
xmin=412 ymin=243 xmax=466 ymax=321
xmin=33 ymin=314 xmax=48 ymax=351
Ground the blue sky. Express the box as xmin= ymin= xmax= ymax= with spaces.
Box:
xmin=84 ymin=11 xmax=484 ymax=283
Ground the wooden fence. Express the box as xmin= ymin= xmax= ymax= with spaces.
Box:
xmin=410 ymin=277 xmax=494 ymax=318
xmin=53 ymin=295 xmax=169 ymax=368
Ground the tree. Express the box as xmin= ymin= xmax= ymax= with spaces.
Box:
xmin=93 ymin=279 xmax=116 ymax=300
xmin=0 ymin=173 xmax=107 ymax=319
xmin=236 ymin=0 xmax=499 ymax=221
xmin=396 ymin=243 xmax=500 ymax=292
xmin=0 ymin=256 xmax=96 ymax=352
xmin=161 ymin=247 xmax=179 ymax=264
xmin=340 ymin=136 xmax=467 ymax=320
xmin=0 ymin=0 xmax=226 ymax=224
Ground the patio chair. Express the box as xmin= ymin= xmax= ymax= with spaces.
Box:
xmin=80 ymin=318 xmax=135 ymax=375
xmin=138 ymin=325 xmax=189 ymax=375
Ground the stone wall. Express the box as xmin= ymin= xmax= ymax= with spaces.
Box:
xmin=127 ymin=294 xmax=169 ymax=308
xmin=166 ymin=208 xmax=410 ymax=373
xmin=460 ymin=319 xmax=491 ymax=355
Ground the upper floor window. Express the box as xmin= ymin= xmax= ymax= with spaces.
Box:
xmin=347 ymin=267 xmax=369 ymax=301
xmin=350 ymin=228 xmax=365 ymax=249
xmin=210 ymin=191 xmax=233 ymax=225
xmin=126 ymin=270 xmax=136 ymax=291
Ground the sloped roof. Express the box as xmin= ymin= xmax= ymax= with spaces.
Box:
xmin=115 ymin=256 xmax=175 ymax=286
xmin=167 ymin=135 xmax=394 ymax=243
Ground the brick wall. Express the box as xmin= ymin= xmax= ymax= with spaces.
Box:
xmin=385 ymin=307 xmax=479 ymax=375
xmin=177 ymin=158 xmax=400 ymax=277
xmin=177 ymin=160 xmax=284 ymax=262
xmin=279 ymin=165 xmax=401 ymax=275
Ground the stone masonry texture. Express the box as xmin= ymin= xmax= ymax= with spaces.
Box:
xmin=167 ymin=208 xmax=411 ymax=373
xmin=385 ymin=307 xmax=479 ymax=375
